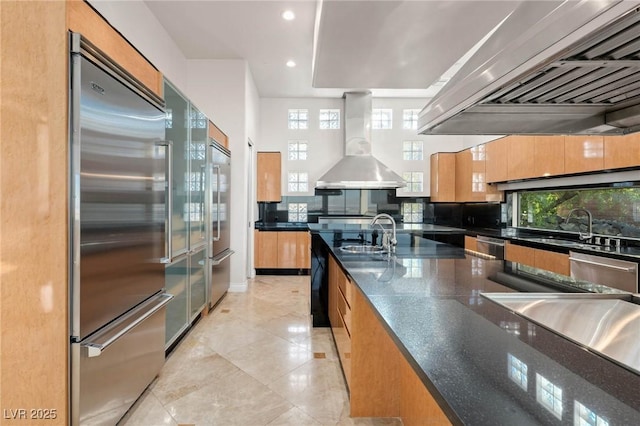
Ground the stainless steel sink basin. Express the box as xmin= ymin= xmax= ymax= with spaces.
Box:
xmin=524 ymin=237 xmax=597 ymax=249
xmin=482 ymin=292 xmax=640 ymax=374
xmin=339 ymin=245 xmax=386 ymax=254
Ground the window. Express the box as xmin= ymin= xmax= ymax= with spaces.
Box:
xmin=536 ymin=373 xmax=563 ymax=420
xmin=574 ymin=401 xmax=609 ymax=426
xmin=288 ymin=140 xmax=308 ymax=160
xmin=288 ymin=203 xmax=308 ymax=222
xmin=402 ymin=109 xmax=420 ymax=130
xmin=402 ymin=202 xmax=423 ymax=223
xmin=190 ymin=110 xmax=207 ymax=129
xmin=517 ymin=186 xmax=640 ymax=239
xmin=403 ymin=141 xmax=424 ymax=161
xmin=372 ymin=108 xmax=393 ymax=129
xmin=288 ymin=109 xmax=308 ymax=129
xmin=287 ymin=172 xmax=308 ymax=192
xmin=402 ymin=172 xmax=423 ymax=193
xmin=165 ymin=108 xmax=173 ymax=129
xmin=189 ymin=142 xmax=206 ymax=160
xmin=508 ymin=354 xmax=528 ymax=391
xmin=319 ymin=109 xmax=340 ymax=129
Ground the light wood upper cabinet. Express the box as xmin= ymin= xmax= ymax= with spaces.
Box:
xmin=455 ymin=149 xmax=473 ymax=202
xmin=604 ymin=134 xmax=640 ymax=169
xmin=430 ymin=153 xmax=456 ymax=202
xmin=455 ymin=146 xmax=502 ymax=203
xmin=257 ymin=152 xmax=281 ymax=202
xmin=208 ymin=120 xmax=229 ymax=149
xmin=67 ymin=0 xmax=163 ymax=97
xmin=485 ymin=137 xmax=509 ymax=183
xmin=507 ymin=135 xmax=536 ymax=180
xmin=564 ymin=135 xmax=604 ymax=174
xmin=534 ymin=135 xmax=565 ymax=177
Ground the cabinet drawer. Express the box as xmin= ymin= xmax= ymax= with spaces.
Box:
xmin=337 ymin=275 xmax=353 ymax=308
xmin=337 ymin=289 xmax=352 ymax=336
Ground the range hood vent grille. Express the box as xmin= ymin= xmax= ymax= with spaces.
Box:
xmin=484 ymin=11 xmax=640 ymax=107
xmin=419 ymin=4 xmax=640 ymax=135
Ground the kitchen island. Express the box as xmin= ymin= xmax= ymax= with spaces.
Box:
xmin=317 ymin=233 xmax=640 ymax=425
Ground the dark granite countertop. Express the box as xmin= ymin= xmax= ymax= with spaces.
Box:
xmin=309 ymin=223 xmax=466 ymax=233
xmin=254 ymin=221 xmax=309 ymax=231
xmin=466 ymin=227 xmax=640 ymax=261
xmin=321 ymin=234 xmax=640 ymax=425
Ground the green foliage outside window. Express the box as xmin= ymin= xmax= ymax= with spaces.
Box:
xmin=518 ymin=186 xmax=640 ymax=239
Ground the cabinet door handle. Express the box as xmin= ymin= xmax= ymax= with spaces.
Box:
xmin=213 ymin=165 xmax=221 ymax=241
xmin=157 ymin=140 xmax=173 ymax=263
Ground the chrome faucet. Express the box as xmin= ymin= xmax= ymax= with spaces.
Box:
xmin=370 ymin=213 xmax=397 ymax=253
xmin=564 ymin=208 xmax=593 ymax=241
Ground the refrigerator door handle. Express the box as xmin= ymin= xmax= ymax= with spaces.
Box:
xmin=213 ymin=164 xmax=221 ymax=241
xmin=157 ymin=140 xmax=173 ymax=263
xmin=82 ymin=293 xmax=173 ymax=358
xmin=210 ymin=250 xmax=234 ymax=266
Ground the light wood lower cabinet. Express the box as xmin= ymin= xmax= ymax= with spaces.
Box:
xmin=254 ymin=230 xmax=310 ymax=269
xmin=328 ymin=254 xmax=451 ymax=424
xmin=329 ymin=256 xmax=352 ymax=389
xmin=505 ymin=242 xmax=570 ymax=276
xmin=464 ymin=236 xmax=478 ymax=252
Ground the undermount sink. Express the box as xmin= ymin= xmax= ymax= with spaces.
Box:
xmin=339 ymin=244 xmax=386 ymax=254
xmin=524 ymin=237 xmax=597 ymax=249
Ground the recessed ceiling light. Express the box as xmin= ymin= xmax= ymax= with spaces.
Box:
xmin=282 ymin=10 xmax=295 ymax=21
xmin=286 ymin=60 xmax=296 ymax=68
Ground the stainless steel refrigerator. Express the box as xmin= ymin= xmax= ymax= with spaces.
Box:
xmin=208 ymin=139 xmax=233 ymax=308
xmin=69 ymin=34 xmax=172 ymax=425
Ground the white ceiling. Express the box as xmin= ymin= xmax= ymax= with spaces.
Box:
xmin=145 ymin=0 xmax=520 ymax=99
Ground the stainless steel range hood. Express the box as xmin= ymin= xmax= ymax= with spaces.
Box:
xmin=419 ymin=1 xmax=640 ymax=135
xmin=316 ymin=92 xmax=405 ymax=189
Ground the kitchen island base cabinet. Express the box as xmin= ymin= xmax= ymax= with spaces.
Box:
xmin=328 ymin=254 xmax=450 ymax=424
xmin=350 ymin=287 xmax=451 ymax=425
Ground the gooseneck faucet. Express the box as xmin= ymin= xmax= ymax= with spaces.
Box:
xmin=370 ymin=213 xmax=397 ymax=253
xmin=564 ymin=208 xmax=593 ymax=241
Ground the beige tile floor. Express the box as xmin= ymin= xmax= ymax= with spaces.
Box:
xmin=119 ymin=275 xmax=402 ymax=426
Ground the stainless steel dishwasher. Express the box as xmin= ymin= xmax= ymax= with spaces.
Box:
xmin=569 ymin=251 xmax=638 ymax=293
xmin=476 ymin=236 xmax=505 ymax=260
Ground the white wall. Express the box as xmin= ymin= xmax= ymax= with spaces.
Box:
xmin=89 ymin=0 xmax=188 ymax=88
xmin=258 ymin=97 xmax=483 ymax=197
xmin=245 ymin=68 xmax=260 ymax=278
xmin=186 ymin=60 xmax=255 ymax=291
xmin=259 ymin=98 xmax=344 ymax=196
